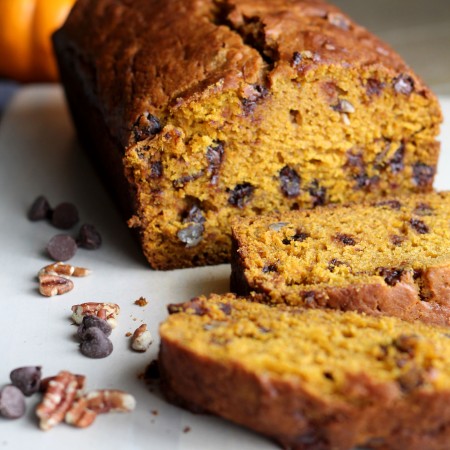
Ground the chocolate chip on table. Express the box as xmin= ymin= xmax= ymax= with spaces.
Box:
xmin=79 ymin=327 xmax=113 ymax=359
xmin=28 ymin=196 xmax=51 ymax=221
xmin=77 ymin=315 xmax=112 ymax=339
xmin=51 ymin=202 xmax=79 ymax=229
xmin=409 ymin=218 xmax=429 ymax=234
xmin=177 ymin=224 xmax=204 ymax=248
xmin=279 ymin=166 xmax=301 ymax=198
xmin=77 ymin=224 xmax=102 ymax=250
xmin=10 ymin=366 xmax=42 ymax=396
xmin=0 ymin=385 xmax=26 ymax=419
xmin=393 ymin=74 xmax=415 ymax=95
xmin=228 ymin=183 xmax=255 ymax=208
xmin=47 ymin=234 xmax=78 ymax=261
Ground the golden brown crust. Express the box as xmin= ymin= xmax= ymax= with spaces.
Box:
xmin=159 ymin=296 xmax=450 ymax=449
xmin=54 ymin=0 xmax=442 ymax=269
xmin=231 ymin=192 xmax=450 ymax=327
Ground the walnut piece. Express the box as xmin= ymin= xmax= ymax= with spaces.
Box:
xmin=39 ymin=274 xmax=74 ymax=297
xmin=131 ymin=324 xmax=153 ymax=352
xmin=71 ymin=302 xmax=120 ymax=328
xmin=36 ymin=371 xmax=79 ymax=430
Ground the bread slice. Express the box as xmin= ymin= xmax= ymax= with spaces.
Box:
xmin=53 ymin=0 xmax=442 ymax=269
xmin=160 ymin=294 xmax=450 ymax=450
xmin=231 ymin=191 xmax=450 ymax=326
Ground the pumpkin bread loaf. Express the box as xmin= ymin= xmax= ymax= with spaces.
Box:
xmin=160 ymin=294 xmax=450 ymax=450
xmin=53 ymin=0 xmax=442 ymax=269
xmin=231 ymin=191 xmax=450 ymax=327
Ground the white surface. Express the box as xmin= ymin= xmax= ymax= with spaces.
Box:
xmin=0 ymin=86 xmax=449 ymax=449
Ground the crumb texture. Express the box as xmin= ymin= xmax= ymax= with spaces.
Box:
xmin=54 ymin=0 xmax=442 ymax=269
xmin=231 ymin=191 xmax=450 ymax=326
xmin=160 ymin=294 xmax=450 ymax=450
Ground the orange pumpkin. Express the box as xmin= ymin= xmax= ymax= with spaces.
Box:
xmin=0 ymin=0 xmax=76 ymax=82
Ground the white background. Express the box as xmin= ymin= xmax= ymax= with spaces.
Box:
xmin=0 ymin=87 xmax=449 ymax=449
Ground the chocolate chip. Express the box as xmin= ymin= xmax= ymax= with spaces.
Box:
xmin=168 ymin=299 xmax=208 ymax=316
xmin=389 ymin=145 xmax=405 ymax=173
xmin=10 ymin=366 xmax=41 ymax=396
xmin=397 ymin=366 xmax=424 ymax=393
xmin=413 ymin=163 xmax=435 ymax=187
xmin=414 ymin=203 xmax=434 ymax=216
xmin=355 ymin=173 xmax=380 ymax=190
xmin=393 ymin=74 xmax=415 ymax=95
xmin=345 ymin=151 xmax=379 ymax=190
xmin=283 ymin=231 xmax=309 ymax=245
xmin=378 ymin=268 xmax=404 ymax=286
xmin=228 ymin=182 xmax=254 ymax=208
xmin=328 ymin=259 xmax=347 ymax=272
xmin=262 ymin=264 xmax=278 ymax=273
xmin=242 ymin=85 xmax=269 ymax=114
xmin=303 ymin=291 xmax=317 ymax=305
xmin=334 ymin=233 xmax=356 ymax=246
xmin=366 ymin=78 xmax=385 ymax=96
xmin=47 ymin=234 xmax=77 ymax=261
xmin=374 ymin=200 xmax=402 ymax=210
xmin=28 ymin=196 xmax=51 ymax=221
xmin=393 ymin=334 xmax=420 ymax=356
xmin=177 ymin=223 xmax=204 ymax=247
xmin=133 ymin=113 xmax=162 ymax=142
xmin=279 ymin=166 xmax=301 ymax=198
xmin=0 ymin=385 xmax=26 ymax=419
xmin=51 ymin=202 xmax=79 ymax=229
xmin=77 ymin=315 xmax=112 ymax=339
xmin=150 ymin=161 xmax=163 ymax=178
xmin=292 ymin=51 xmax=303 ymax=67
xmin=80 ymin=327 xmax=113 ymax=359
xmin=391 ymin=235 xmax=405 ymax=246
xmin=183 ymin=204 xmax=205 ymax=225
xmin=172 ymin=171 xmax=203 ymax=189
xmin=409 ymin=218 xmax=429 ymax=234
xmin=76 ymin=224 xmax=102 ymax=250
xmin=219 ymin=303 xmax=232 ymax=315
xmin=309 ymin=180 xmax=326 ymax=206
xmin=206 ymin=142 xmax=224 ymax=185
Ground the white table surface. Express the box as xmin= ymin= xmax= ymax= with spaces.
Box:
xmin=0 ymin=86 xmax=449 ymax=449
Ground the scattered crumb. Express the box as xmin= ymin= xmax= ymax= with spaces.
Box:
xmin=133 ymin=317 xmax=137 ymax=322
xmin=125 ymin=332 xmax=132 ymax=337
xmin=151 ymin=410 xmax=159 ymax=416
xmin=183 ymin=426 xmax=191 ymax=433
xmin=134 ymin=296 xmax=148 ymax=307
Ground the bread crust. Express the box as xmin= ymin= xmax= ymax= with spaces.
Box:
xmin=53 ymin=0 xmax=442 ymax=269
xmin=231 ymin=193 xmax=450 ymax=327
xmin=159 ymin=299 xmax=450 ymax=450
